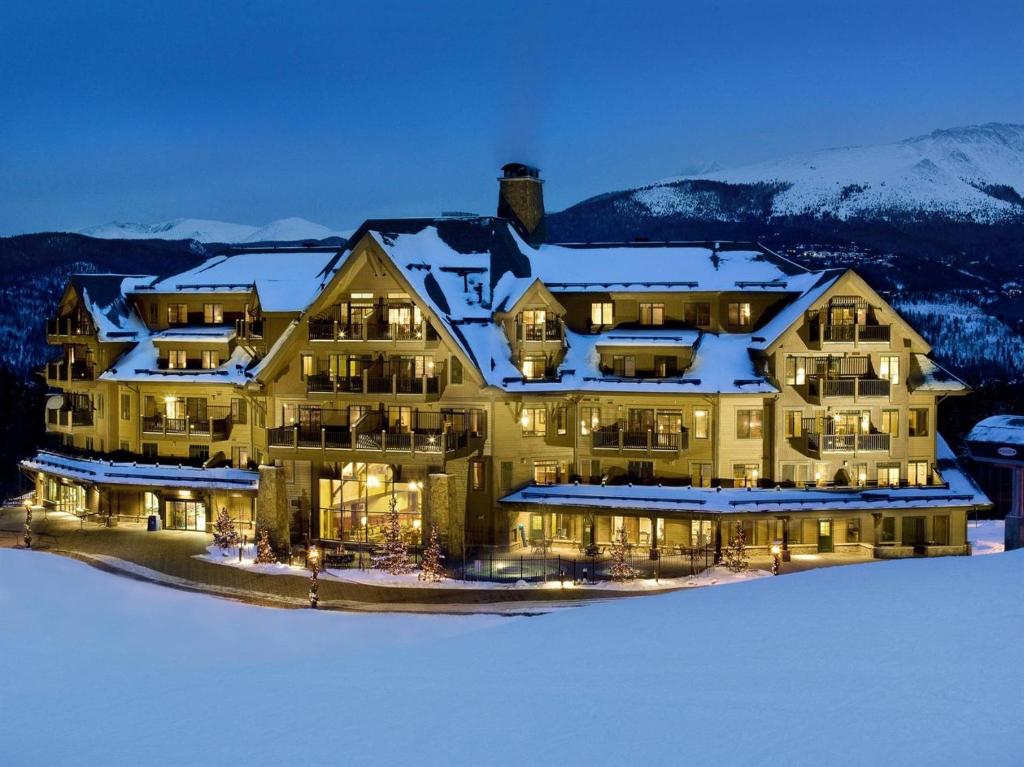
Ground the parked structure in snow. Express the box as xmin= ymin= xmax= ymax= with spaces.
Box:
xmin=966 ymin=415 xmax=1024 ymax=551
xmin=24 ymin=165 xmax=989 ymax=561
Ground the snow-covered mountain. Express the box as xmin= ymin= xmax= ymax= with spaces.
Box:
xmin=80 ymin=216 xmax=345 ymax=243
xmin=628 ymin=123 xmax=1024 ymax=223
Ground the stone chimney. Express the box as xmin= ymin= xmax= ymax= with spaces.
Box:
xmin=497 ymin=163 xmax=545 ymax=244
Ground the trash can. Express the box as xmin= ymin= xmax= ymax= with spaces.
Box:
xmin=147 ymin=514 xmax=160 ymax=532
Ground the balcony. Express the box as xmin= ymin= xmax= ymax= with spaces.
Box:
xmin=235 ymin=318 xmax=264 ymax=341
xmin=48 ymin=407 xmax=94 ymax=429
xmin=307 ymin=318 xmax=437 ymax=345
xmin=811 ymin=323 xmax=891 ymax=348
xmin=807 ymin=375 xmax=890 ymax=402
xmin=46 ymin=317 xmax=95 ymax=338
xmin=267 ymin=408 xmax=485 ymax=456
xmin=520 ymin=319 xmax=564 ymax=343
xmin=804 ymin=432 xmax=891 ymax=455
xmin=592 ymin=424 xmax=689 ymax=455
xmin=306 ymin=372 xmax=442 ymax=399
xmin=142 ymin=411 xmax=231 ymax=440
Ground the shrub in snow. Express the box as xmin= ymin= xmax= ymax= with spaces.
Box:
xmin=212 ymin=508 xmax=240 ymax=551
xmin=609 ymin=527 xmax=637 ymax=582
xmin=418 ymin=525 xmax=445 ymax=582
xmin=722 ymin=524 xmax=748 ymax=574
xmin=371 ymin=496 xmax=413 ymax=575
xmin=254 ymin=528 xmax=276 ymax=564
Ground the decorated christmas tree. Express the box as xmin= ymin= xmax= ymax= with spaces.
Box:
xmin=212 ymin=507 xmax=239 ymax=551
xmin=254 ymin=528 xmax=276 ymax=564
xmin=372 ymin=495 xmax=412 ymax=575
xmin=609 ymin=527 xmax=637 ymax=581
xmin=23 ymin=504 xmax=32 ymax=549
xmin=418 ymin=524 xmax=445 ymax=582
xmin=722 ymin=524 xmax=748 ymax=573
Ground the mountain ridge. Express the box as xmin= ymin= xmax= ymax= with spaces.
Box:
xmin=79 ymin=216 xmax=346 ymax=243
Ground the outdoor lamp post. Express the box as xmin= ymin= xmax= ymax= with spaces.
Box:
xmin=23 ymin=499 xmax=33 ymax=549
xmin=308 ymin=544 xmax=321 ymax=608
xmin=770 ymin=543 xmax=782 ymax=576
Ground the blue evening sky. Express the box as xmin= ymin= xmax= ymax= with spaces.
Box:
xmin=2 ymin=0 xmax=1022 ymax=234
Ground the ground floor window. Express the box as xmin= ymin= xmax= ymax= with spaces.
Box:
xmin=879 ymin=516 xmax=896 ymax=543
xmin=318 ymin=463 xmax=422 ymax=545
xmin=934 ymin=515 xmax=950 ymax=545
xmin=44 ymin=478 xmax=86 ymax=512
xmin=627 ymin=461 xmax=653 ymax=482
xmin=144 ymin=491 xmax=159 ymax=515
xmin=846 ymin=518 xmax=861 ymax=543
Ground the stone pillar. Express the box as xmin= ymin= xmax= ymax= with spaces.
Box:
xmin=256 ymin=464 xmax=289 ymax=553
xmin=776 ymin=515 xmax=791 ymax=561
xmin=426 ymin=473 xmax=463 ymax=557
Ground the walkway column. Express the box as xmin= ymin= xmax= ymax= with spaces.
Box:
xmin=649 ymin=515 xmax=659 ymax=559
xmin=713 ymin=517 xmax=722 ymax=564
xmin=776 ymin=515 xmax=791 ymax=562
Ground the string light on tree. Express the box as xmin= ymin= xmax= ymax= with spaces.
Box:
xmin=418 ymin=524 xmax=445 ymax=582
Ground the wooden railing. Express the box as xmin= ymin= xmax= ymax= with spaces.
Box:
xmin=808 ymin=376 xmax=890 ymax=400
xmin=806 ymin=432 xmax=891 ymax=454
xmin=592 ymin=425 xmax=688 ymax=453
xmin=307 ymin=372 xmax=441 ymax=397
xmin=308 ymin=318 xmax=435 ymax=344
xmin=817 ymin=324 xmax=891 ymax=344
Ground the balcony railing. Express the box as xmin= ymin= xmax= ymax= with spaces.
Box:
xmin=69 ymin=408 xmax=93 ymax=427
xmin=46 ymin=317 xmax=95 ymax=337
xmin=808 ymin=376 xmax=890 ymax=400
xmin=235 ymin=318 xmax=264 ymax=340
xmin=805 ymin=432 xmax=891 ymax=454
xmin=306 ymin=372 xmax=442 ymax=398
xmin=307 ymin=318 xmax=435 ymax=344
xmin=592 ymin=425 xmax=688 ymax=453
xmin=816 ymin=323 xmax=891 ymax=345
xmin=142 ymin=412 xmax=231 ymax=439
xmin=267 ymin=408 xmax=485 ymax=454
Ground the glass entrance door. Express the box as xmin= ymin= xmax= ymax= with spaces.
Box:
xmin=166 ymin=500 xmax=207 ymax=531
xmin=817 ymin=519 xmax=834 ymax=553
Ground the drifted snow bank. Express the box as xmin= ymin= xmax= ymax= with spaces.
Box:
xmin=5 ymin=548 xmax=1022 ymax=765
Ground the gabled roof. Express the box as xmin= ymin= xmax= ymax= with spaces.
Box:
xmin=99 ymin=339 xmax=253 ymax=384
xmin=910 ymin=354 xmax=968 ymax=393
xmin=135 ymin=248 xmax=343 ymax=313
xmin=65 ymin=274 xmax=152 ymax=341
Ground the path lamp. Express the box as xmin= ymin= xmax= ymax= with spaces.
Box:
xmin=770 ymin=543 xmax=782 ymax=576
xmin=308 ymin=544 xmax=321 ymax=608
xmin=23 ymin=499 xmax=33 ymax=549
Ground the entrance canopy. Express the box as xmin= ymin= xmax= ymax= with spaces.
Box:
xmin=20 ymin=451 xmax=259 ymax=492
xmin=966 ymin=415 xmax=1024 ymax=466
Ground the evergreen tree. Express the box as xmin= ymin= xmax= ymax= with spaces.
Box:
xmin=372 ymin=495 xmax=412 ymax=575
xmin=722 ymin=524 xmax=749 ymax=573
xmin=254 ymin=528 xmax=276 ymax=564
xmin=418 ymin=524 xmax=445 ymax=582
xmin=609 ymin=527 xmax=637 ymax=582
xmin=212 ymin=507 xmax=239 ymax=550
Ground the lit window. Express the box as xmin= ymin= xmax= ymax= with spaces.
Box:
xmin=908 ymin=460 xmax=930 ymax=486
xmin=533 ymin=461 xmax=560 ymax=485
xmin=522 ymin=309 xmax=546 ymax=340
xmin=736 ymin=409 xmax=763 ymax=439
xmin=728 ymin=302 xmax=752 ymax=327
xmin=877 ymin=463 xmax=900 ymax=487
xmin=590 ymin=302 xmax=614 ymax=326
xmin=579 ymin=406 xmax=600 ymax=436
xmin=909 ymin=408 xmax=929 ymax=437
xmin=203 ymin=303 xmax=224 ymax=324
xmin=693 ymin=409 xmax=709 ymax=439
xmin=201 ymin=350 xmax=220 ymax=369
xmin=785 ymin=357 xmax=807 ymax=386
xmin=733 ymin=464 xmax=760 ymax=488
xmin=168 ymin=350 xmax=187 ymax=369
xmin=167 ymin=303 xmax=188 ymax=325
xmin=784 ymin=411 xmax=803 ymax=438
xmin=881 ymin=409 xmax=899 ymax=437
xmin=521 ymin=356 xmax=547 ymax=380
xmin=521 ymin=407 xmax=546 ymax=436
xmin=639 ymin=303 xmax=664 ymax=326
xmin=879 ymin=355 xmax=900 ymax=385
xmin=612 ymin=355 xmax=635 ymax=377
xmin=470 ymin=460 xmax=486 ymax=491
xmin=300 ymin=354 xmax=315 ymax=380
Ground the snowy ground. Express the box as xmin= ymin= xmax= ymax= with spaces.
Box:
xmin=968 ymin=518 xmax=1005 ymax=554
xmin=3 ymin=549 xmax=1021 ymax=766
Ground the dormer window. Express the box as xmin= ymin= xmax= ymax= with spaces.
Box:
xmin=640 ymin=303 xmax=664 ymax=326
xmin=684 ymin=302 xmax=710 ymax=327
xmin=201 ymin=350 xmax=220 ymax=369
xmin=168 ymin=350 xmax=187 ymax=369
xmin=521 ymin=355 xmax=547 ymax=380
xmin=167 ymin=303 xmax=188 ymax=325
xmin=612 ymin=355 xmax=635 ymax=377
xmin=203 ymin=303 xmax=224 ymax=324
xmin=727 ymin=302 xmax=751 ymax=327
xmin=591 ymin=302 xmax=613 ymax=327
xmin=522 ymin=309 xmax=546 ymax=341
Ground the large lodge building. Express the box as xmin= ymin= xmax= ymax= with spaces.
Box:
xmin=23 ymin=164 xmax=989 ymax=561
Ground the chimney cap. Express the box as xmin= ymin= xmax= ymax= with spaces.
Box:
xmin=501 ymin=162 xmax=541 ymax=179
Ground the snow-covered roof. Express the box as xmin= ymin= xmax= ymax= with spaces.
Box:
xmin=21 ymin=451 xmax=259 ymax=492
xmin=501 ymin=437 xmax=988 ymax=514
xmin=70 ymin=274 xmax=153 ymax=341
xmin=967 ymin=415 xmax=1024 ymax=446
xmin=152 ymin=325 xmax=237 ymax=343
xmin=910 ymin=354 xmax=968 ymax=393
xmin=749 ymin=271 xmax=844 ymax=350
xmin=99 ymin=339 xmax=254 ymax=384
xmin=136 ymin=249 xmax=342 ymax=313
xmin=593 ymin=329 xmax=700 ymax=349
xmin=530 ymin=241 xmax=815 ymax=294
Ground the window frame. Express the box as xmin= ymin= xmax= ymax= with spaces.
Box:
xmin=521 ymin=407 xmax=547 ymax=437
xmin=639 ymin=302 xmax=665 ymax=326
xmin=736 ymin=408 xmax=763 ymax=439
xmin=590 ymin=302 xmax=614 ymax=326
xmin=727 ymin=302 xmax=752 ymax=327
